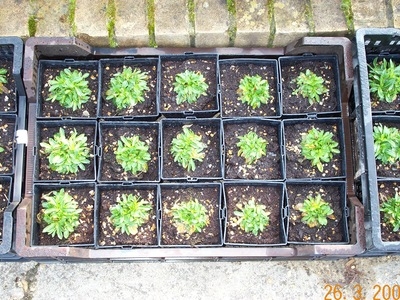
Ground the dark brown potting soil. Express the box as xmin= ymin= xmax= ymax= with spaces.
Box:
xmin=38 ymin=125 xmax=96 ymax=181
xmin=0 ymin=60 xmax=16 ymax=113
xmin=223 ymin=121 xmax=282 ymax=180
xmin=39 ymin=65 xmax=98 ymax=118
xmin=161 ymin=186 xmax=221 ymax=246
xmin=100 ymin=124 xmax=159 ymax=182
xmin=280 ymin=59 xmax=338 ymax=114
xmin=100 ymin=62 xmax=157 ymax=117
xmin=0 ymin=117 xmax=15 ymax=174
xmin=0 ymin=179 xmax=11 ymax=239
xmin=98 ymin=187 xmax=157 ymax=247
xmin=224 ymin=184 xmax=283 ymax=245
xmin=219 ymin=62 xmax=279 ymax=117
xmin=160 ymin=58 xmax=217 ymax=113
xmin=287 ymin=184 xmax=345 ymax=243
xmin=284 ymin=121 xmax=343 ymax=179
xmin=162 ymin=122 xmax=221 ymax=179
xmin=378 ymin=181 xmax=400 ymax=242
xmin=36 ymin=186 xmax=95 ymax=245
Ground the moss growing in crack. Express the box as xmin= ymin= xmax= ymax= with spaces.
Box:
xmin=106 ymin=0 xmax=117 ymax=48
xmin=267 ymin=0 xmax=276 ymax=48
xmin=147 ymin=0 xmax=157 ymax=48
xmin=305 ymin=0 xmax=315 ymax=36
xmin=340 ymin=0 xmax=355 ymax=35
xmin=28 ymin=15 xmax=37 ymax=37
xmin=68 ymin=0 xmax=77 ymax=36
xmin=226 ymin=0 xmax=237 ymax=46
xmin=188 ymin=0 xmax=196 ymax=46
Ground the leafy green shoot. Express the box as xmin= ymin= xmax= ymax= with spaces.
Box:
xmin=292 ymin=69 xmax=329 ymax=105
xmin=115 ymin=135 xmax=151 ymax=175
xmin=380 ymin=192 xmax=400 ymax=232
xmin=233 ymin=198 xmax=270 ymax=236
xmin=373 ymin=124 xmax=400 ymax=165
xmin=236 ymin=131 xmax=268 ymax=165
xmin=237 ymin=74 xmax=271 ymax=109
xmin=368 ymin=58 xmax=400 ymax=103
xmin=295 ymin=193 xmax=335 ymax=228
xmin=170 ymin=198 xmax=209 ymax=235
xmin=173 ymin=70 xmax=209 ymax=105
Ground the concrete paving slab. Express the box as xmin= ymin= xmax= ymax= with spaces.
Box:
xmin=311 ymin=0 xmax=348 ymax=36
xmin=352 ymin=0 xmax=389 ymax=29
xmin=114 ymin=0 xmax=149 ymax=47
xmin=35 ymin=0 xmax=71 ymax=37
xmin=154 ymin=0 xmax=190 ymax=47
xmin=0 ymin=0 xmax=30 ymax=37
xmin=235 ymin=0 xmax=270 ymax=47
xmin=392 ymin=0 xmax=400 ymax=28
xmin=195 ymin=0 xmax=230 ymax=47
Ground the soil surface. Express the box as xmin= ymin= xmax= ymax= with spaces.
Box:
xmin=39 ymin=64 xmax=98 ymax=118
xmin=98 ymin=186 xmax=157 ymax=247
xmin=0 ymin=178 xmax=11 ymax=240
xmin=161 ymin=185 xmax=221 ymax=246
xmin=378 ymin=181 xmax=400 ymax=242
xmin=219 ymin=61 xmax=279 ymax=117
xmin=100 ymin=61 xmax=158 ymax=118
xmin=373 ymin=121 xmax=400 ymax=178
xmin=0 ymin=60 xmax=16 ymax=113
xmin=280 ymin=59 xmax=339 ymax=115
xmin=160 ymin=57 xmax=218 ymax=113
xmin=162 ymin=121 xmax=221 ymax=179
xmin=287 ymin=183 xmax=346 ymax=243
xmin=224 ymin=183 xmax=283 ymax=245
xmin=99 ymin=123 xmax=159 ymax=182
xmin=284 ymin=121 xmax=344 ymax=179
xmin=37 ymin=124 xmax=96 ymax=181
xmin=35 ymin=186 xmax=95 ymax=246
xmin=0 ymin=117 xmax=15 ymax=174
xmin=223 ymin=121 xmax=282 ymax=180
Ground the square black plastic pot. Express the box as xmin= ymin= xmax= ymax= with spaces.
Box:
xmin=98 ymin=121 xmax=160 ymax=182
xmin=279 ymin=55 xmax=342 ymax=117
xmin=223 ymin=181 xmax=287 ymax=246
xmin=222 ymin=118 xmax=284 ymax=180
xmin=159 ymin=182 xmax=223 ymax=247
xmin=31 ymin=183 xmax=97 ymax=247
xmin=219 ymin=58 xmax=280 ymax=118
xmin=99 ymin=58 xmax=159 ymax=120
xmin=283 ymin=117 xmax=346 ymax=180
xmin=96 ymin=183 xmax=159 ymax=248
xmin=159 ymin=54 xmax=219 ymax=117
xmin=161 ymin=118 xmax=223 ymax=181
xmin=34 ymin=120 xmax=97 ymax=182
xmin=36 ymin=59 xmax=99 ymax=119
xmin=0 ymin=176 xmax=12 ymax=243
xmin=0 ymin=37 xmax=24 ymax=114
xmin=286 ymin=181 xmax=349 ymax=245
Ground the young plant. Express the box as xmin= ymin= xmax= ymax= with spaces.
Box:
xmin=170 ymin=199 xmax=209 ymax=235
xmin=233 ymin=198 xmax=270 ymax=236
xmin=110 ymin=194 xmax=152 ymax=235
xmin=380 ymin=192 xmax=400 ymax=232
xmin=0 ymin=146 xmax=4 ymax=153
xmin=105 ymin=66 xmax=149 ymax=109
xmin=40 ymin=127 xmax=91 ymax=175
xmin=115 ymin=135 xmax=151 ymax=175
xmin=236 ymin=131 xmax=268 ymax=165
xmin=301 ymin=127 xmax=340 ymax=172
xmin=46 ymin=68 xmax=91 ymax=111
xmin=0 ymin=68 xmax=7 ymax=94
xmin=373 ymin=124 xmax=400 ymax=165
xmin=292 ymin=69 xmax=329 ymax=105
xmin=39 ymin=188 xmax=82 ymax=239
xmin=173 ymin=70 xmax=209 ymax=104
xmin=295 ymin=193 xmax=335 ymax=228
xmin=170 ymin=127 xmax=207 ymax=171
xmin=368 ymin=58 xmax=400 ymax=103
xmin=237 ymin=74 xmax=271 ymax=109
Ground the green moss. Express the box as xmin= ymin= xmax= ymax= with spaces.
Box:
xmin=226 ymin=0 xmax=237 ymax=46
xmin=188 ymin=0 xmax=195 ymax=46
xmin=267 ymin=0 xmax=275 ymax=48
xmin=305 ymin=0 xmax=315 ymax=36
xmin=107 ymin=0 xmax=118 ymax=48
xmin=68 ymin=0 xmax=77 ymax=36
xmin=28 ymin=15 xmax=37 ymax=37
xmin=340 ymin=0 xmax=355 ymax=35
xmin=147 ymin=0 xmax=157 ymax=47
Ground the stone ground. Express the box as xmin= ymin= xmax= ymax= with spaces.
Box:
xmin=1 ymin=0 xmax=400 ymax=299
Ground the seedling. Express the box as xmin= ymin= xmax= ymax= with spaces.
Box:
xmin=0 ymin=146 xmax=4 ymax=153
xmin=368 ymin=58 xmax=400 ymax=103
xmin=236 ymin=131 xmax=268 ymax=165
xmin=170 ymin=127 xmax=207 ymax=171
xmin=292 ymin=69 xmax=329 ymax=105
xmin=233 ymin=198 xmax=270 ymax=236
xmin=0 ymin=68 xmax=7 ymax=94
xmin=301 ymin=127 xmax=340 ymax=172
xmin=238 ymin=74 xmax=271 ymax=109
xmin=110 ymin=194 xmax=152 ymax=235
xmin=39 ymin=188 xmax=82 ymax=239
xmin=40 ymin=127 xmax=91 ymax=175
xmin=380 ymin=192 xmax=400 ymax=232
xmin=46 ymin=68 xmax=91 ymax=111
xmin=115 ymin=135 xmax=151 ymax=175
xmin=295 ymin=193 xmax=335 ymax=228
xmin=173 ymin=70 xmax=209 ymax=104
xmin=170 ymin=199 xmax=209 ymax=235
xmin=373 ymin=124 xmax=400 ymax=165
xmin=106 ymin=66 xmax=149 ymax=109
